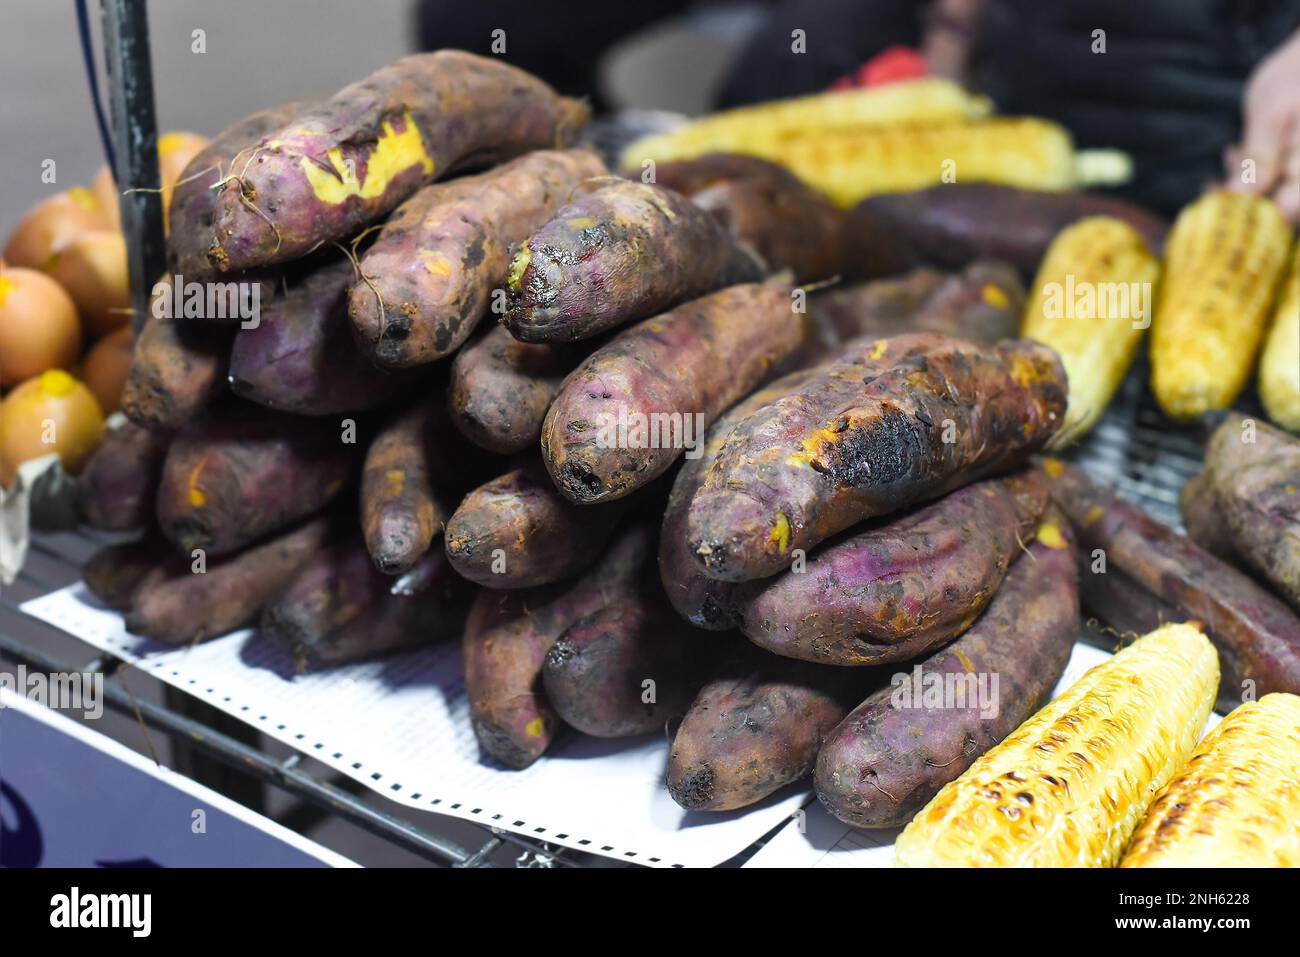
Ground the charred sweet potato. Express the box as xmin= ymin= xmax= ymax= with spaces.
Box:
xmin=737 ymin=471 xmax=1049 ymax=666
xmin=208 ymin=52 xmax=587 ymax=271
xmin=814 ymin=508 xmax=1078 ymax=828
xmin=447 ymin=324 xmax=586 ymax=454
xmin=229 ymin=256 xmax=414 ymax=416
xmin=445 ymin=462 xmax=629 ymax=588
xmin=350 ymin=149 xmax=606 ymax=367
xmin=156 ymin=401 xmax=355 ymax=556
xmin=542 ymin=279 xmax=804 ymax=504
xmin=1047 ymin=459 xmax=1300 ymax=708
xmin=542 ymin=595 xmax=708 ymax=738
xmin=261 ymin=540 xmax=469 ymax=670
xmin=77 ymin=421 xmax=171 ymax=530
xmin=126 ymin=515 xmax=334 ymax=643
xmin=1201 ymin=415 xmax=1300 ymax=611
xmin=463 ymin=521 xmax=651 ymax=768
xmin=666 ymin=646 xmax=874 ymax=811
xmin=504 ymin=179 xmax=763 ymax=342
xmin=121 ymin=314 xmax=233 ymax=430
xmin=848 ymin=183 xmax=1168 ymax=275
xmin=659 ymin=368 xmax=817 ymax=630
xmin=687 ymin=334 xmax=1066 ymax=581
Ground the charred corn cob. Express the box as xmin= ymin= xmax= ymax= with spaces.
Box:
xmin=1150 ymin=193 xmax=1293 ymax=421
xmin=894 ymin=623 xmax=1219 ymax=867
xmin=1121 ymin=693 xmax=1300 ymax=867
xmin=618 ymin=78 xmax=993 ymax=170
xmin=1021 ymin=217 xmax=1161 ymax=439
xmin=1259 ymin=248 xmax=1300 ymax=432
xmin=718 ymin=118 xmax=1130 ymax=207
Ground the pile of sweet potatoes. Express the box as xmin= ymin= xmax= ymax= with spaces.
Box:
xmin=76 ymin=50 xmax=1288 ymax=841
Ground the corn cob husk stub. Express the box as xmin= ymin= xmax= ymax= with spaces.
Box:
xmin=894 ymin=623 xmax=1219 ymax=868
xmin=1150 ymin=192 xmax=1293 ymax=422
xmin=1120 ymin=692 xmax=1300 ymax=868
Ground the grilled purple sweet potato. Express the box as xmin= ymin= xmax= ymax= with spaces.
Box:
xmin=503 ymin=179 xmax=763 ymax=342
xmin=207 ymin=52 xmax=587 ymax=271
xmin=687 ymin=334 xmax=1066 ymax=581
xmin=350 ymin=149 xmax=606 ymax=367
xmin=542 ymin=279 xmax=804 ymax=504
xmin=463 ymin=521 xmax=652 ymax=768
xmin=814 ymin=508 xmax=1078 ymax=827
xmin=737 ymin=471 xmax=1050 ymax=665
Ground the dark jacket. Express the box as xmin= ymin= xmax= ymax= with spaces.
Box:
xmin=718 ymin=0 xmax=1300 ymax=214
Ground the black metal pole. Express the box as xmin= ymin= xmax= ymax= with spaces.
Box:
xmin=99 ymin=0 xmax=166 ymax=333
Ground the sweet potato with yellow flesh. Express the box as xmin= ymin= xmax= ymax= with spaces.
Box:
xmin=688 ymin=334 xmax=1066 ymax=581
xmin=848 ymin=183 xmax=1167 ymax=275
xmin=1047 ymin=459 xmax=1300 ymax=708
xmin=156 ymin=401 xmax=355 ymax=556
xmin=542 ymin=596 xmax=709 ymax=738
xmin=359 ymin=396 xmax=462 ymax=575
xmin=659 ymin=369 xmax=817 ymax=630
xmin=83 ymin=536 xmax=172 ymax=611
xmin=445 ymin=462 xmax=628 ymax=589
xmin=504 ymin=179 xmax=764 ymax=342
xmin=229 ymin=256 xmax=414 ymax=416
xmin=77 ymin=421 xmax=171 ymax=530
xmin=814 ymin=509 xmax=1078 ymax=828
xmin=208 ymin=52 xmax=587 ymax=271
xmin=542 ymin=279 xmax=804 ymax=504
xmin=121 ymin=314 xmax=233 ymax=430
xmin=737 ymin=471 xmax=1049 ymax=666
xmin=261 ymin=540 xmax=469 ymax=671
xmin=350 ymin=149 xmax=606 ymax=367
xmin=666 ymin=646 xmax=875 ymax=811
xmin=125 ymin=515 xmax=334 ymax=644
xmin=1201 ymin=414 xmax=1300 ymax=611
xmin=167 ymin=101 xmax=312 ymax=283
xmin=463 ymin=521 xmax=651 ymax=768
xmin=447 ymin=324 xmax=585 ymax=454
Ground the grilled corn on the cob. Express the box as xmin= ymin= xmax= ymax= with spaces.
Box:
xmin=618 ymin=78 xmax=993 ymax=170
xmin=1150 ymin=193 xmax=1293 ymax=421
xmin=894 ymin=623 xmax=1219 ymax=867
xmin=1022 ymin=217 xmax=1161 ymax=439
xmin=1120 ymin=692 xmax=1300 ymax=867
xmin=1259 ymin=249 xmax=1300 ymax=433
xmin=711 ymin=118 xmax=1130 ymax=207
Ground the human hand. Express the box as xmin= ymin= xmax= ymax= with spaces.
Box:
xmin=1224 ymin=28 xmax=1300 ymax=224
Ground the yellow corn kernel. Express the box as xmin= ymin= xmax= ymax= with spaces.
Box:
xmin=1121 ymin=693 xmax=1300 ymax=867
xmin=1150 ymin=193 xmax=1292 ymax=421
xmin=1021 ymin=217 xmax=1161 ymax=438
xmin=619 ymin=78 xmax=993 ymax=170
xmin=1259 ymin=249 xmax=1300 ymax=433
xmin=895 ymin=623 xmax=1219 ymax=867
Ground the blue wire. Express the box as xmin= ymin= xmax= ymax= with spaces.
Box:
xmin=76 ymin=0 xmax=118 ymax=183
